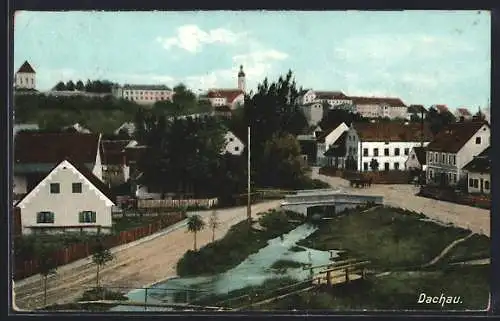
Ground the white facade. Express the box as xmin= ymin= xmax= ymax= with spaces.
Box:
xmin=300 ymin=90 xmax=352 ymax=107
xmin=405 ymin=148 xmax=427 ymax=171
xmin=206 ymin=92 xmax=244 ymax=109
xmin=15 ymin=72 xmax=36 ymax=90
xmin=345 ymin=128 xmax=430 ymax=172
xmin=426 ymin=124 xmax=490 ymax=185
xmin=223 ymin=131 xmax=245 ymax=156
xmin=301 ymin=103 xmax=324 ymax=126
xmin=316 ymin=123 xmax=349 ymax=166
xmin=355 ymin=103 xmax=408 ymax=119
xmin=112 ymin=85 xmax=174 ymax=105
xmin=467 ymin=172 xmax=490 ymax=194
xmin=16 ymin=160 xmax=114 ymax=235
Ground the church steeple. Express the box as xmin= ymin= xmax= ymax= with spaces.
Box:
xmin=238 ymin=65 xmax=246 ymax=92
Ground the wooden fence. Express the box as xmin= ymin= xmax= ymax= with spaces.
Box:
xmin=419 ymin=186 xmax=491 ymax=209
xmin=13 ymin=212 xmax=186 ymax=280
xmin=319 ymin=167 xmax=412 ymax=184
xmin=137 ymin=198 xmax=218 ymax=209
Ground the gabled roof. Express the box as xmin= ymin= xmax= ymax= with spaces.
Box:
xmin=349 ymin=96 xmax=406 ymax=107
xmin=324 ymin=131 xmax=348 ymax=157
xmin=426 ymin=121 xmax=489 ymax=153
xmin=407 ymin=105 xmax=427 ymax=114
xmin=413 ymin=146 xmax=427 ymax=165
xmin=314 ymin=91 xmax=348 ymax=100
xmin=17 ymin=61 xmax=35 ymax=73
xmin=463 ymin=147 xmax=491 ymax=173
xmin=352 ymin=122 xmax=433 ymax=142
xmin=207 ymin=89 xmax=244 ymax=103
xmin=14 ymin=132 xmax=100 ymax=168
xmin=16 ymin=159 xmax=114 ymax=208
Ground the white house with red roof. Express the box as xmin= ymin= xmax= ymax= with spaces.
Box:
xmin=199 ymin=65 xmax=246 ymax=110
xmin=112 ymin=84 xmax=174 ymax=105
xmin=15 ymin=61 xmax=36 ymax=90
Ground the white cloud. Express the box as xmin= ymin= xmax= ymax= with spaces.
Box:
xmin=156 ymin=25 xmax=247 ymax=53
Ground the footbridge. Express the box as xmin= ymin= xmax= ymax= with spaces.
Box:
xmin=281 ymin=189 xmax=383 ymax=216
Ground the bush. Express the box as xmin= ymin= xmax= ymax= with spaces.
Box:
xmin=79 ymin=288 xmax=128 ymax=301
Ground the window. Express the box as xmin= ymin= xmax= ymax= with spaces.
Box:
xmin=394 ymin=148 xmax=400 ymax=156
xmin=453 ymin=174 xmax=457 ymax=183
xmin=79 ymin=211 xmax=96 ymax=223
xmin=31 ymin=78 xmax=34 ymax=85
xmin=50 ymin=183 xmax=60 ymax=194
xmin=441 ymin=154 xmax=445 ymax=163
xmin=430 ymin=170 xmax=434 ymax=179
xmin=394 ymin=162 xmax=400 ymax=170
xmin=72 ymin=182 xmax=82 ymax=193
xmin=411 ymin=154 xmax=416 ymax=159
xmin=37 ymin=211 xmax=55 ymax=224
xmin=429 ymin=153 xmax=433 ymax=163
xmin=469 ymin=178 xmax=474 ymax=187
xmin=473 ymin=179 xmax=479 ymax=188
xmin=234 ymin=146 xmax=240 ymax=152
xmin=363 ymin=148 xmax=368 ymax=156
xmin=475 ymin=137 xmax=481 ymax=144
xmin=373 ymin=148 xmax=379 ymax=156
xmin=384 ymin=162 xmax=390 ymax=171
xmin=404 ymin=148 xmax=409 ymax=156
xmin=435 ymin=153 xmax=438 ymax=162
xmin=229 ymin=137 xmax=234 ymax=142
xmin=384 ymin=148 xmax=389 ymax=156
xmin=363 ymin=162 xmax=369 ymax=171
xmin=485 ymin=181 xmax=490 ymax=190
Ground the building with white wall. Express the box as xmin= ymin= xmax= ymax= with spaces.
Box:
xmin=463 ymin=147 xmax=490 ymax=195
xmin=405 ymin=146 xmax=427 ymax=171
xmin=223 ymin=131 xmax=245 ymax=156
xmin=112 ymin=84 xmax=174 ymax=105
xmin=425 ymin=121 xmax=490 ymax=186
xmin=15 ymin=61 xmax=36 ymax=90
xmin=316 ymin=122 xmax=349 ymax=166
xmin=199 ymin=65 xmax=247 ymax=110
xmin=350 ymin=96 xmax=408 ymax=119
xmin=345 ymin=122 xmax=433 ymax=172
xmin=300 ymin=102 xmax=324 ymax=126
xmin=300 ymin=90 xmax=352 ymax=107
xmin=15 ymin=160 xmax=115 ymax=235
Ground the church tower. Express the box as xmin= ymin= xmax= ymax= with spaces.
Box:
xmin=237 ymin=65 xmax=246 ymax=92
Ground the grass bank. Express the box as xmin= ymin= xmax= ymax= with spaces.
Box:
xmin=437 ymin=233 xmax=490 ymax=265
xmin=176 ymin=210 xmax=305 ymax=277
xmin=258 ymin=264 xmax=489 ymax=311
xmin=41 ymin=287 xmax=127 ymax=312
xmin=297 ymin=206 xmax=473 ymax=270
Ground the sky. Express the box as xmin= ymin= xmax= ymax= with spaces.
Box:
xmin=14 ymin=10 xmax=490 ymax=109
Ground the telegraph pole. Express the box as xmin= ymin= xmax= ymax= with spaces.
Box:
xmin=247 ymin=126 xmax=251 ymax=222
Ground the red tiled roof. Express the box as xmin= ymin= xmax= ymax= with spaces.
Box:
xmin=207 ymin=89 xmax=244 ymax=103
xmin=17 ymin=61 xmax=36 ymax=73
xmin=463 ymin=147 xmax=491 ymax=173
xmin=353 ymin=122 xmax=433 ymax=142
xmin=15 ymin=132 xmax=100 ymax=165
xmin=426 ymin=121 xmax=489 ymax=153
xmin=456 ymin=108 xmax=472 ymax=116
xmin=315 ymin=91 xmax=348 ymax=100
xmin=349 ymin=96 xmax=406 ymax=107
xmin=101 ymin=140 xmax=129 ymax=165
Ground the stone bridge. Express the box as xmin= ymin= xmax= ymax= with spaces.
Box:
xmin=280 ymin=189 xmax=383 ymax=216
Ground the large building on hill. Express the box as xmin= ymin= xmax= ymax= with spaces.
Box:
xmin=15 ymin=61 xmax=37 ymax=90
xmin=111 ymin=84 xmax=174 ymax=105
xmin=199 ymin=65 xmax=246 ymax=111
xmin=350 ymin=96 xmax=408 ymax=119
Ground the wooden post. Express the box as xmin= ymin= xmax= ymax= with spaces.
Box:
xmin=186 ymin=289 xmax=190 ymax=304
xmin=326 ymin=271 xmax=331 ymax=286
xmin=144 ymin=287 xmax=148 ymax=311
xmin=345 ymin=267 xmax=350 ymax=283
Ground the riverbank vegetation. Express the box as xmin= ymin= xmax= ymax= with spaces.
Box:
xmin=176 ymin=210 xmax=305 ymax=277
xmin=297 ymin=206 xmax=481 ymax=270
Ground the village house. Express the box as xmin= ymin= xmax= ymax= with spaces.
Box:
xmin=13 ymin=132 xmax=103 ymax=200
xmin=463 ymin=147 xmax=491 ymax=195
xmin=199 ymin=65 xmax=246 ymax=111
xmin=112 ymin=84 xmax=174 ymax=105
xmin=300 ymin=102 xmax=324 ymax=126
xmin=350 ymin=96 xmax=408 ymax=119
xmin=15 ymin=61 xmax=36 ymax=90
xmin=114 ymin=122 xmax=136 ymax=137
xmin=425 ymin=121 xmax=490 ymax=187
xmin=323 ymin=131 xmax=348 ymax=168
xmin=15 ymin=159 xmax=115 ymax=235
xmin=316 ymin=122 xmax=350 ymax=166
xmin=454 ymin=107 xmax=473 ymax=122
xmin=345 ymin=122 xmax=433 ymax=172
xmin=405 ymin=146 xmax=427 ymax=171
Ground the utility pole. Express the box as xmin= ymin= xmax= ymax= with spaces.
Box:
xmin=420 ymin=107 xmax=424 ymax=148
xmin=247 ymin=126 xmax=251 ymax=223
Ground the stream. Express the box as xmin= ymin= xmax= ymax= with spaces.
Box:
xmin=110 ymin=223 xmax=339 ymax=311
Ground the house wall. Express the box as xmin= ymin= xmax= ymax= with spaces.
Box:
xmin=135 ymin=185 xmax=162 ymax=200
xmin=18 ymin=163 xmax=113 ymax=235
xmin=15 ymin=72 xmax=36 ymax=89
xmin=301 ymin=103 xmax=323 ymax=126
xmin=224 ymin=131 xmax=245 ymax=155
xmin=301 ymin=90 xmax=316 ymax=104
xmin=115 ymin=88 xmax=174 ymax=104
xmin=467 ymin=172 xmax=490 ymax=194
xmin=355 ymin=104 xmax=381 ymax=118
xmin=358 ymin=141 xmax=428 ymax=171
xmin=405 ymin=149 xmax=423 ymax=170
xmin=230 ymin=94 xmax=245 ymax=109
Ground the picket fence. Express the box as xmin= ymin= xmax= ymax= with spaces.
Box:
xmin=14 ymin=212 xmax=186 ymax=280
xmin=137 ymin=198 xmax=218 ymax=209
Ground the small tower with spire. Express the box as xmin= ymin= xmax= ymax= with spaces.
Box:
xmin=238 ymin=65 xmax=246 ymax=92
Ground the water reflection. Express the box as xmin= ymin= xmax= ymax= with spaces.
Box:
xmin=111 ymin=223 xmax=338 ymax=311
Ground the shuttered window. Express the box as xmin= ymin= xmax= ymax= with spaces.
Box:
xmin=37 ymin=211 xmax=55 ymax=223
xmin=79 ymin=211 xmax=96 ymax=223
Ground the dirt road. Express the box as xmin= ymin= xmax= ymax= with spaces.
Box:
xmin=312 ymin=168 xmax=490 ymax=236
xmin=14 ymin=200 xmax=282 ymax=311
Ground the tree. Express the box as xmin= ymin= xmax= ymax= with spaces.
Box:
xmin=208 ymin=209 xmax=220 ymax=242
xmin=75 ymin=80 xmax=85 ymax=91
xmin=91 ymin=239 xmax=114 ymax=290
xmin=66 ymin=80 xmax=76 ymax=91
xmin=426 ymin=107 xmax=456 ymax=135
xmin=54 ymin=81 xmax=66 ymax=91
xmin=187 ymin=215 xmax=205 ymax=251
xmin=35 ymin=244 xmax=58 ymax=307
xmin=369 ymin=158 xmax=379 ymax=171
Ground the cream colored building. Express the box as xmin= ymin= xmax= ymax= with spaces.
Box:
xmin=15 ymin=61 xmax=36 ymax=90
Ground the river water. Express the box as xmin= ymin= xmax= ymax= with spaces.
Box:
xmin=110 ymin=223 xmax=338 ymax=311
